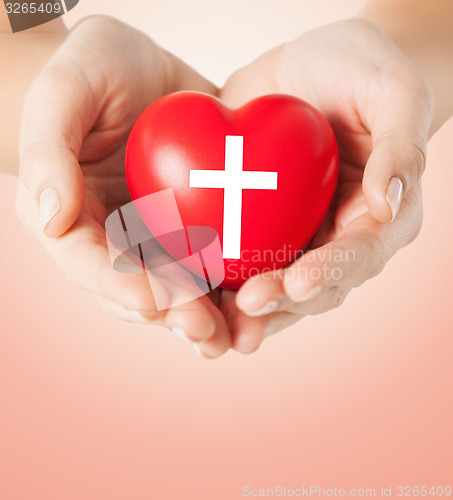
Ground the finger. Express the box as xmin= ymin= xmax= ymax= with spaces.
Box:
xmin=164 ymin=294 xmax=219 ymax=346
xmin=237 ymin=264 xmax=351 ymax=318
xmin=235 ymin=270 xmax=290 ymax=317
xmin=47 ymin=214 xmax=167 ymax=322
xmin=138 ymin=242 xmax=228 ymax=348
xmin=231 ymin=312 xmax=270 ymax=354
xmin=360 ymin=70 xmax=433 ymax=223
xmin=19 ymin=56 xmax=101 ymax=238
xmin=22 ymin=204 xmax=220 ymax=344
xmin=283 ymin=186 xmax=423 ymax=305
xmin=93 ymin=294 xmax=228 ymax=358
xmin=18 ymin=179 xmax=223 ymax=348
xmin=61 ymin=217 xmax=221 ymax=343
xmin=219 ymin=288 xmax=294 ymax=354
xmin=68 ymin=221 xmax=220 ymax=343
xmin=284 ymin=286 xmax=352 ymax=316
xmin=232 ymin=309 xmax=303 ymax=354
xmin=236 ymin=185 xmax=422 ymax=317
xmin=221 ymin=289 xmax=265 ymax=354
xmin=93 ymin=295 xmax=158 ymax=324
xmin=260 ymin=311 xmax=304 ymax=341
xmin=192 ymin=302 xmax=232 ymax=359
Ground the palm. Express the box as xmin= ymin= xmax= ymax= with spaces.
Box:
xmin=81 ymin=144 xmax=130 ymax=224
xmin=309 ymin=117 xmax=372 ymax=250
xmin=77 ymin=83 xmax=154 ymax=225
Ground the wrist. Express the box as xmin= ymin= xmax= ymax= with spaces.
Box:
xmin=359 ymin=3 xmax=453 ymax=134
xmin=0 ymin=15 xmax=67 ymax=176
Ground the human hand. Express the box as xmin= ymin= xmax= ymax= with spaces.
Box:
xmin=218 ymin=19 xmax=433 ymax=352
xmin=16 ymin=16 xmax=233 ymax=358
xmin=17 ymin=17 xmax=434 ymax=359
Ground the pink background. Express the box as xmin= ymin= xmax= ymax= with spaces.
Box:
xmin=1 ymin=1 xmax=452 ymax=498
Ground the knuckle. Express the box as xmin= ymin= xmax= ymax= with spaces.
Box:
xmin=23 ymin=67 xmax=62 ymax=113
xmin=410 ymin=73 xmax=432 ymax=102
xmin=379 ymin=136 xmax=427 ymax=189
xmin=18 ymin=149 xmax=51 ymax=202
xmin=355 ymin=230 xmax=387 ymax=280
xmin=409 ymin=214 xmax=423 ymax=244
xmin=327 ymin=286 xmax=350 ymax=310
xmin=20 ymin=147 xmax=46 ymax=173
xmin=76 ymin=15 xmax=121 ymax=33
xmin=367 ymin=240 xmax=387 ymax=277
xmin=307 ymin=286 xmax=350 ymax=315
xmin=387 ymin=64 xmax=431 ymax=100
xmin=409 ymin=141 xmax=427 ymax=182
xmin=400 ymin=185 xmax=424 ymax=245
xmin=386 ymin=139 xmax=427 ymax=192
xmin=397 ymin=140 xmax=427 ymax=190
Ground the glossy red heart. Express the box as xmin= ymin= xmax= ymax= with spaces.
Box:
xmin=125 ymin=91 xmax=338 ymax=289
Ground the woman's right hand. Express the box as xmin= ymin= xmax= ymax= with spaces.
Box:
xmin=16 ymin=16 xmax=232 ymax=358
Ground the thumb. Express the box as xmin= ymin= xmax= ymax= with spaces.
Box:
xmin=361 ymin=73 xmax=433 ymax=223
xmin=19 ymin=62 xmax=96 ymax=237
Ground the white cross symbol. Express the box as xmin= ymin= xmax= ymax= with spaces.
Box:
xmin=189 ymin=135 xmax=278 ymax=260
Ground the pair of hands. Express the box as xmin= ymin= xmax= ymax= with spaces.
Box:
xmin=17 ymin=16 xmax=433 ymax=358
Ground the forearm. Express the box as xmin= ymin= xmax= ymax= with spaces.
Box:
xmin=360 ymin=0 xmax=453 ymax=134
xmin=0 ymin=10 xmax=67 ymax=176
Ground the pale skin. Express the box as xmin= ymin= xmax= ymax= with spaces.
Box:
xmin=1 ymin=2 xmax=453 ymax=357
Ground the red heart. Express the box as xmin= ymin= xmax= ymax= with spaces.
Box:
xmin=125 ymin=92 xmax=338 ymax=289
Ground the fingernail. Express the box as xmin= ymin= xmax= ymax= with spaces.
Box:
xmin=386 ymin=177 xmax=403 ymax=222
xmin=245 ymin=299 xmax=279 ymax=317
xmin=294 ymin=285 xmax=322 ymax=303
xmin=192 ymin=342 xmax=203 ymax=356
xmin=39 ymin=187 xmax=60 ymax=231
xmin=170 ymin=326 xmax=191 ymax=342
xmin=171 ymin=327 xmax=205 ymax=356
xmin=263 ymin=323 xmax=276 ymax=339
xmin=133 ymin=312 xmax=150 ymax=323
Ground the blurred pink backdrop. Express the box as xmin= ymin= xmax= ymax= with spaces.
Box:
xmin=1 ymin=1 xmax=452 ymax=498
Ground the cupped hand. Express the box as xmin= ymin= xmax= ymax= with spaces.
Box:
xmin=18 ymin=18 xmax=434 ymax=358
xmin=16 ymin=16 xmax=231 ymax=358
xmin=218 ymin=19 xmax=433 ymax=353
